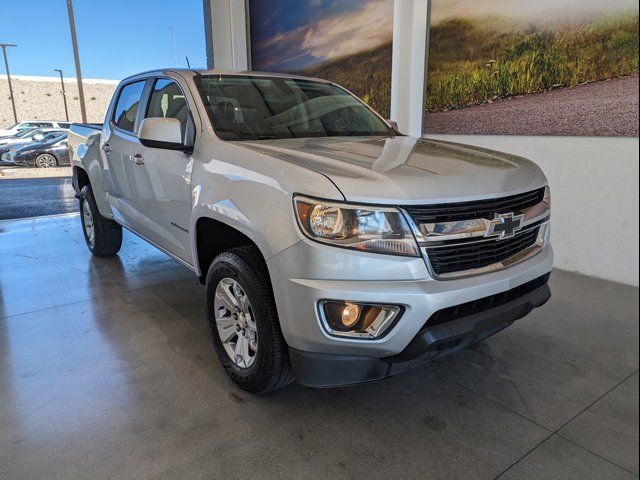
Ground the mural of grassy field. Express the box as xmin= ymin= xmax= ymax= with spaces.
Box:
xmin=426 ymin=13 xmax=639 ymax=111
xmin=297 ymin=42 xmax=393 ymax=118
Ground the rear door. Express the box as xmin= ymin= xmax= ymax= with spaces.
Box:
xmin=100 ymin=79 xmax=148 ymax=229
xmin=127 ymin=77 xmax=196 ymax=263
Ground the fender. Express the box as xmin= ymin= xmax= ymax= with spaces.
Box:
xmin=69 ymin=128 xmax=114 ymax=219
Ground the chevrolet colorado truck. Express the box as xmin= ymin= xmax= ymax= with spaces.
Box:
xmin=68 ymin=69 xmax=552 ymax=393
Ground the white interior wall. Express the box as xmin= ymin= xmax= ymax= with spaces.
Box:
xmin=426 ymin=135 xmax=639 ymax=286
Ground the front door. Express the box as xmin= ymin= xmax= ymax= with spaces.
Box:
xmin=127 ymin=78 xmax=195 ymax=263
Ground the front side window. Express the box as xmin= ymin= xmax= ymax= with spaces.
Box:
xmin=145 ymin=78 xmax=190 ymax=141
xmin=194 ymin=75 xmax=394 ymax=141
xmin=113 ymin=80 xmax=146 ymax=132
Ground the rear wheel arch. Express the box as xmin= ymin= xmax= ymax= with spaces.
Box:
xmin=73 ymin=166 xmax=91 ymax=192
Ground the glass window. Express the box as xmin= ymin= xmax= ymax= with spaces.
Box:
xmin=58 ymin=122 xmax=71 ymax=129
xmin=145 ymin=79 xmax=189 ymax=141
xmin=194 ymin=75 xmax=394 ymax=141
xmin=113 ymin=80 xmax=146 ymax=132
xmin=15 ymin=128 xmax=36 ymax=138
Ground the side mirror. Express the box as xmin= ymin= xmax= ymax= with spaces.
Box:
xmin=386 ymin=119 xmax=399 ymax=130
xmin=138 ymin=117 xmax=189 ymax=151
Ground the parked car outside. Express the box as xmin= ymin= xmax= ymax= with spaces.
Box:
xmin=0 ymin=120 xmax=70 ymax=138
xmin=2 ymin=132 xmax=65 ymax=164
xmin=11 ymin=133 xmax=70 ymax=168
xmin=1 ymin=130 xmax=67 ymax=165
xmin=0 ymin=128 xmax=65 ymax=147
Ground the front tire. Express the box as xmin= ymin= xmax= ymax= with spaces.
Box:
xmin=79 ymin=185 xmax=122 ymax=256
xmin=205 ymin=246 xmax=293 ymax=394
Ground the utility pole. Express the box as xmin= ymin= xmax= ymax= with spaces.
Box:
xmin=54 ymin=69 xmax=69 ymax=122
xmin=66 ymin=0 xmax=87 ymax=123
xmin=0 ymin=43 xmax=18 ymax=123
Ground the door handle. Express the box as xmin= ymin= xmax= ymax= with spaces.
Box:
xmin=102 ymin=143 xmax=111 ymax=154
xmin=132 ymin=153 xmax=144 ymax=165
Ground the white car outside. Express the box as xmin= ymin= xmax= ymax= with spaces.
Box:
xmin=0 ymin=120 xmax=70 ymax=138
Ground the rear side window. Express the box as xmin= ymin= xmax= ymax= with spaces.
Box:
xmin=113 ymin=81 xmax=146 ymax=132
xmin=145 ymin=79 xmax=190 ymax=141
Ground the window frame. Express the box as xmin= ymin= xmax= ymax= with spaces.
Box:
xmin=141 ymin=75 xmax=196 ymax=148
xmin=110 ymin=78 xmax=149 ymax=135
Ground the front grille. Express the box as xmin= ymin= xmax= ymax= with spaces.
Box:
xmin=426 ymin=226 xmax=539 ymax=275
xmin=403 ymin=188 xmax=545 ymax=224
xmin=426 ymin=273 xmax=550 ymax=328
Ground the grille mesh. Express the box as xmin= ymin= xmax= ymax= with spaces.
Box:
xmin=403 ymin=188 xmax=545 ymax=224
xmin=426 ymin=227 xmax=539 ymax=275
xmin=403 ymin=188 xmax=545 ymax=277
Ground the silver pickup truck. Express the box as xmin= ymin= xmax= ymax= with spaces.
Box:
xmin=68 ymin=69 xmax=552 ymax=393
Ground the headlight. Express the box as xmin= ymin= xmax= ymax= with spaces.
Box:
xmin=294 ymin=195 xmax=419 ymax=256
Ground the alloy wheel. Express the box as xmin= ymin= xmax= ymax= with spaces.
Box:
xmin=82 ymin=198 xmax=95 ymax=248
xmin=36 ymin=154 xmax=56 ymax=168
xmin=214 ymin=277 xmax=258 ymax=368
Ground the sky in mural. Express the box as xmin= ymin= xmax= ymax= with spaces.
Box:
xmin=250 ymin=0 xmax=393 ymax=72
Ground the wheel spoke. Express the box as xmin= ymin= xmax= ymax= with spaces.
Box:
xmin=217 ymin=282 xmax=239 ymax=311
xmin=234 ymin=336 xmax=250 ymax=367
xmin=216 ymin=315 xmax=237 ymax=343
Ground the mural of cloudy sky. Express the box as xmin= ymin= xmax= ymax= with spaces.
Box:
xmin=249 ymin=0 xmax=393 ymax=72
xmin=430 ymin=0 xmax=638 ymax=23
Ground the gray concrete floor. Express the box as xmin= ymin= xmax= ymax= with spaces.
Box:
xmin=1 ymin=214 xmax=638 ymax=479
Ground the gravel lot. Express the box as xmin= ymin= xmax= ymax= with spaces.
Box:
xmin=425 ymin=75 xmax=640 ymax=137
xmin=1 ymin=76 xmax=116 ymax=125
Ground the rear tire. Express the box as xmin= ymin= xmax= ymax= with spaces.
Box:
xmin=205 ymin=246 xmax=294 ymax=394
xmin=79 ymin=185 xmax=122 ymax=256
xmin=35 ymin=153 xmax=57 ymax=168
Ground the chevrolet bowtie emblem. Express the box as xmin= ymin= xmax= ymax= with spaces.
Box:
xmin=485 ymin=212 xmax=524 ymax=239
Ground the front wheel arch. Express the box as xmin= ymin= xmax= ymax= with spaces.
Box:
xmin=194 ymin=217 xmax=263 ymax=284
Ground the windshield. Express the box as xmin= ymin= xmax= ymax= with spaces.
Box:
xmin=195 ymin=75 xmax=395 ymax=141
xmin=15 ymin=128 xmax=36 ymax=138
xmin=41 ymin=133 xmax=67 ymax=144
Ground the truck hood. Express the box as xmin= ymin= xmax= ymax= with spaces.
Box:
xmin=237 ymin=136 xmax=546 ymax=204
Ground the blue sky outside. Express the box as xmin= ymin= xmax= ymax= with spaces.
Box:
xmin=0 ymin=0 xmax=206 ymax=80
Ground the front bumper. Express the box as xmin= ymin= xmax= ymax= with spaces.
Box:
xmin=290 ymin=273 xmax=550 ymax=387
xmin=267 ymin=238 xmax=553 ymax=387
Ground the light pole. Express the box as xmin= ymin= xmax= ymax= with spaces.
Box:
xmin=54 ymin=69 xmax=69 ymax=122
xmin=0 ymin=43 xmax=18 ymax=123
xmin=66 ymin=0 xmax=87 ymax=123
xmin=169 ymin=27 xmax=178 ymax=67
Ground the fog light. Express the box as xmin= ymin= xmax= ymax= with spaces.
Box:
xmin=319 ymin=301 xmax=403 ymax=339
xmin=341 ymin=303 xmax=360 ymax=327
